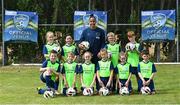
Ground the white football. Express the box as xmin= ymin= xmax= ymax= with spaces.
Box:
xmin=99 ymin=87 xmax=109 ymax=96
xmin=119 ymin=87 xmax=129 ymax=95
xmin=53 ymin=46 xmax=61 ymax=52
xmin=43 ymin=90 xmax=54 ymax=99
xmin=81 ymin=41 xmax=90 ymax=50
xmin=107 ymin=52 xmax=112 ymax=59
xmin=66 ymin=87 xmax=76 ymax=96
xmin=83 ymin=88 xmax=93 ymax=96
xmin=126 ymin=43 xmax=136 ymax=51
xmin=141 ymin=86 xmax=151 ymax=95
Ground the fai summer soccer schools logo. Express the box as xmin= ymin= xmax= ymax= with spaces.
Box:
xmin=150 ymin=13 xmax=166 ymax=29
xmin=14 ymin=14 xmax=29 ymax=30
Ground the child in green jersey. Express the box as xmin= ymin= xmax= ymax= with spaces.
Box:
xmin=79 ymin=51 xmax=96 ymax=95
xmin=61 ymin=52 xmax=79 ymax=96
xmin=43 ymin=31 xmax=61 ymax=60
xmin=138 ymin=50 xmax=157 ymax=94
xmin=125 ymin=30 xmax=141 ymax=92
xmin=96 ymin=49 xmax=114 ymax=92
xmin=61 ymin=35 xmax=78 ymax=62
xmin=104 ymin=32 xmax=121 ymax=92
xmin=38 ymin=50 xmax=61 ymax=95
xmin=115 ymin=52 xmax=133 ymax=94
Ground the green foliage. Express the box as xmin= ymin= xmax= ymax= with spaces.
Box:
xmin=0 ymin=65 xmax=180 ymax=104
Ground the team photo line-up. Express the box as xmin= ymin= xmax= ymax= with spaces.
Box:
xmin=37 ymin=15 xmax=157 ymax=98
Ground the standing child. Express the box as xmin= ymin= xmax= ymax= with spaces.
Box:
xmin=79 ymin=51 xmax=96 ymax=95
xmin=115 ymin=52 xmax=133 ymax=94
xmin=43 ymin=31 xmax=61 ymax=60
xmin=104 ymin=32 xmax=121 ymax=92
xmin=138 ymin=50 xmax=157 ymax=94
xmin=125 ymin=30 xmax=141 ymax=92
xmin=38 ymin=50 xmax=61 ymax=95
xmin=61 ymin=52 xmax=79 ymax=96
xmin=96 ymin=49 xmax=114 ymax=93
xmin=61 ymin=35 xmax=78 ymax=62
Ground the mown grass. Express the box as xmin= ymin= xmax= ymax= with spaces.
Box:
xmin=0 ymin=65 xmax=180 ymax=104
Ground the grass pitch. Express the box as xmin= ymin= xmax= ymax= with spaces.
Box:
xmin=0 ymin=65 xmax=180 ymax=104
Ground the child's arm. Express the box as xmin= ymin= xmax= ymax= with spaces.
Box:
xmin=137 ymin=64 xmax=146 ymax=86
xmin=146 ymin=72 xmax=156 ymax=85
xmin=116 ymin=74 xmax=120 ymax=90
xmin=80 ymin=74 xmax=85 ymax=87
xmin=125 ymin=73 xmax=132 ymax=87
xmin=138 ymin=72 xmax=146 ymax=86
xmin=106 ymin=62 xmax=114 ymax=87
xmin=44 ymin=54 xmax=49 ymax=59
xmin=61 ymin=65 xmax=69 ymax=88
xmin=90 ymin=74 xmax=96 ymax=88
xmin=106 ymin=69 xmax=113 ymax=87
xmin=62 ymin=74 xmax=69 ymax=88
xmin=39 ymin=67 xmax=47 ymax=72
xmin=72 ymin=73 xmax=76 ymax=88
xmin=96 ymin=71 xmax=105 ymax=87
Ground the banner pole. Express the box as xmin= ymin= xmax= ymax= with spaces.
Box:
xmin=177 ymin=0 xmax=179 ymax=62
xmin=1 ymin=0 xmax=5 ymax=66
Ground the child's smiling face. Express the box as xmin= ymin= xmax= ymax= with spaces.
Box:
xmin=46 ymin=32 xmax=54 ymax=44
xmin=49 ymin=53 xmax=57 ymax=63
xmin=84 ymin=52 xmax=92 ymax=61
xmin=108 ymin=35 xmax=115 ymax=44
xmin=100 ymin=51 xmax=108 ymax=59
xmin=142 ymin=54 xmax=149 ymax=61
xmin=66 ymin=36 xmax=73 ymax=45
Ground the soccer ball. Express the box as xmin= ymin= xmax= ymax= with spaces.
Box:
xmin=119 ymin=87 xmax=129 ymax=95
xmin=53 ymin=46 xmax=61 ymax=52
xmin=141 ymin=86 xmax=151 ymax=95
xmin=107 ymin=51 xmax=112 ymax=59
xmin=43 ymin=90 xmax=54 ymax=99
xmin=66 ymin=88 xmax=76 ymax=96
xmin=99 ymin=87 xmax=109 ymax=96
xmin=83 ymin=88 xmax=93 ymax=96
xmin=126 ymin=43 xmax=136 ymax=51
xmin=80 ymin=41 xmax=90 ymax=50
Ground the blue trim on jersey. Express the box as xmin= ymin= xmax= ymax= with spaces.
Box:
xmin=43 ymin=45 xmax=48 ymax=54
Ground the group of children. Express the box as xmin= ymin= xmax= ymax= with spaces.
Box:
xmin=37 ymin=30 xmax=157 ymax=97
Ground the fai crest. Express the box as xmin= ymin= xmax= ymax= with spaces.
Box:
xmin=150 ymin=13 xmax=166 ymax=29
xmin=14 ymin=14 xmax=29 ymax=30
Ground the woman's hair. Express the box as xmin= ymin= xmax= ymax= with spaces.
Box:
xmin=89 ymin=14 xmax=96 ymax=21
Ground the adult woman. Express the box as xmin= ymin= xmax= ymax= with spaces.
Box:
xmin=78 ymin=14 xmax=105 ymax=65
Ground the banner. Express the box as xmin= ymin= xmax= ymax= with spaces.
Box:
xmin=4 ymin=10 xmax=38 ymax=43
xmin=141 ymin=10 xmax=176 ymax=41
xmin=74 ymin=11 xmax=107 ymax=41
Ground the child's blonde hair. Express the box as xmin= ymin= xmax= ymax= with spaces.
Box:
xmin=67 ymin=52 xmax=75 ymax=57
xmin=119 ymin=51 xmax=127 ymax=58
xmin=107 ymin=32 xmax=115 ymax=38
xmin=100 ymin=48 xmax=108 ymax=54
xmin=83 ymin=51 xmax=92 ymax=59
xmin=46 ymin=31 xmax=54 ymax=39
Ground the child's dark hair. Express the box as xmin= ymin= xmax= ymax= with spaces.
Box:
xmin=50 ymin=50 xmax=58 ymax=54
xmin=141 ymin=50 xmax=149 ymax=55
